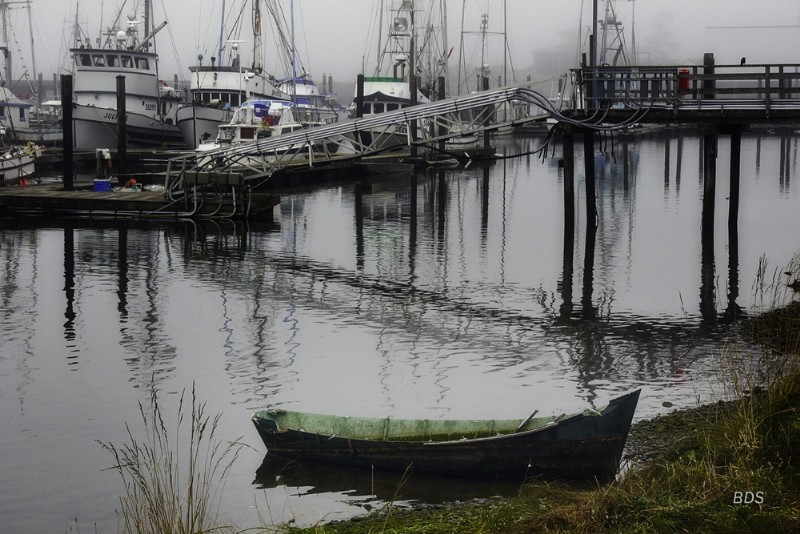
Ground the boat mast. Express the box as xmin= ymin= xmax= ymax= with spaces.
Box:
xmin=26 ymin=0 xmax=37 ymax=97
xmin=252 ymin=0 xmax=262 ymax=72
xmin=144 ymin=0 xmax=151 ymax=50
xmin=502 ymin=0 xmax=507 ymax=86
xmin=440 ymin=0 xmax=448 ymax=96
xmin=218 ymin=0 xmax=226 ymax=63
xmin=0 ymin=0 xmax=10 ymax=85
xmin=457 ymin=0 xmax=464 ymax=94
xmin=375 ymin=0 xmax=383 ymax=75
xmin=290 ymin=0 xmax=296 ymax=101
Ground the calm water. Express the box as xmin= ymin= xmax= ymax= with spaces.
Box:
xmin=2 ymin=128 xmax=799 ymax=531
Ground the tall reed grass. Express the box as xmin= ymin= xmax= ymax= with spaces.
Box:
xmin=98 ymin=381 xmax=248 ymax=534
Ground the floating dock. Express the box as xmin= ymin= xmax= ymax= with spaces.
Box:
xmin=0 ymin=181 xmax=279 ymax=220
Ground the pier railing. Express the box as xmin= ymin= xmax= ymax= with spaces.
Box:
xmin=576 ymin=63 xmax=800 ymax=116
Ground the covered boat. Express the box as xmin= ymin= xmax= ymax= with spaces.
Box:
xmin=252 ymin=389 xmax=640 ymax=481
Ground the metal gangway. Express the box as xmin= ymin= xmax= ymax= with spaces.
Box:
xmin=163 ymin=77 xmax=573 ymax=193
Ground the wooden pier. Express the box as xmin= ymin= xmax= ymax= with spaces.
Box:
xmin=0 ymin=181 xmax=279 ymax=220
xmin=5 ymin=58 xmax=800 ymax=221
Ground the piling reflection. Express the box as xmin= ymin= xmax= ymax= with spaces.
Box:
xmin=63 ymin=225 xmax=76 ymax=347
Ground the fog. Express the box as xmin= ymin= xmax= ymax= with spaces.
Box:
xmin=6 ymin=0 xmax=800 ymax=89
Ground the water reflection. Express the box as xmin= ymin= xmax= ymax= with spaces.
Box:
xmin=254 ymin=454 xmax=523 ymax=505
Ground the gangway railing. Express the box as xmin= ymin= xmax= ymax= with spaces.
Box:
xmin=164 ymin=75 xmax=571 ymax=192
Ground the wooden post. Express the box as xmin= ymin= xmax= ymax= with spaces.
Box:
xmin=726 ymin=130 xmax=742 ymax=321
xmin=700 ymin=129 xmax=717 ymax=322
xmin=355 ymin=74 xmax=365 ymax=118
xmin=116 ymin=76 xmax=127 ymax=176
xmin=563 ymin=129 xmax=575 ymax=231
xmin=560 ymin=129 xmax=575 ymax=322
xmin=60 ymin=74 xmax=74 ymax=191
xmin=409 ymin=29 xmax=418 ymax=158
xmin=583 ymin=129 xmax=597 ymax=226
xmin=582 ymin=216 xmax=597 ymax=320
xmin=703 ymin=53 xmax=715 ymax=99
xmin=482 ymin=76 xmax=491 ymax=148
xmin=437 ymin=76 xmax=447 ymax=155
xmin=728 ymin=131 xmax=741 ymax=238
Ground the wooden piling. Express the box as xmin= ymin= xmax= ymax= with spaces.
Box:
xmin=703 ymin=53 xmax=715 ymax=99
xmin=563 ymin=129 xmax=575 ymax=230
xmin=583 ymin=129 xmax=597 ymax=225
xmin=483 ymin=76 xmax=491 ymax=148
xmin=355 ymin=74 xmax=364 ymax=119
xmin=728 ymin=131 xmax=741 ymax=237
xmin=61 ymin=74 xmax=74 ymax=191
xmin=438 ymin=76 xmax=447 ymax=155
xmin=116 ymin=76 xmax=127 ymax=175
xmin=700 ymin=129 xmax=717 ymax=321
xmin=560 ymin=129 xmax=576 ymax=321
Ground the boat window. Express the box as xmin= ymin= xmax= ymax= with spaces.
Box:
xmin=0 ymin=105 xmax=5 ymax=117
xmin=19 ymin=107 xmax=26 ymax=121
xmin=135 ymin=57 xmax=149 ymax=70
xmin=106 ymin=55 xmax=119 ymax=67
xmin=386 ymin=103 xmax=399 ymax=112
xmin=121 ymin=56 xmax=133 ymax=68
xmin=373 ymin=103 xmax=385 ymax=113
xmin=231 ymin=94 xmax=241 ymax=107
xmin=93 ymin=55 xmax=105 ymax=67
xmin=79 ymin=54 xmax=92 ymax=67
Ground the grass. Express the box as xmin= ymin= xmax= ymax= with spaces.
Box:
xmin=97 ymin=381 xmax=249 ymax=534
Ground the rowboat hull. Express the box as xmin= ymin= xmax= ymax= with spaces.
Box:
xmin=252 ymin=389 xmax=640 ymax=481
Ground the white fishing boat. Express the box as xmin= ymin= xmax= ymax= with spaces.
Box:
xmin=279 ymin=75 xmax=339 ymax=127
xmin=0 ymin=1 xmax=62 ymax=146
xmin=70 ymin=0 xmax=185 ymax=150
xmin=0 ymin=87 xmax=33 ymax=141
xmin=0 ymin=140 xmax=38 ymax=186
xmin=209 ymin=99 xmax=304 ymax=148
xmin=196 ymin=98 xmax=341 ymax=172
xmin=176 ymin=1 xmax=292 ymax=149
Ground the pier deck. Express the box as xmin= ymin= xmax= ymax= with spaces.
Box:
xmin=0 ymin=182 xmax=279 ymax=219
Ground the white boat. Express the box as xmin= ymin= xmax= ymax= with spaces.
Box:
xmin=70 ymin=0 xmax=185 ymax=150
xmin=211 ymin=99 xmax=305 ymax=148
xmin=176 ymin=1 xmax=292 ymax=149
xmin=196 ymin=98 xmax=340 ymax=170
xmin=279 ymin=75 xmax=340 ymax=127
xmin=0 ymin=142 xmax=38 ymax=186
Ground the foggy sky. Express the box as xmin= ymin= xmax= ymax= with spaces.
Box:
xmin=7 ymin=0 xmax=800 ymax=85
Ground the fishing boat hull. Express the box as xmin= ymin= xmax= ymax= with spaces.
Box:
xmin=72 ymin=104 xmax=186 ymax=150
xmin=252 ymin=389 xmax=640 ymax=481
xmin=0 ymin=146 xmax=36 ymax=185
xmin=176 ymin=104 xmax=235 ymax=150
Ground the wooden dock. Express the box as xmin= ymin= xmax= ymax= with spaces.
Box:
xmin=0 ymin=182 xmax=279 ymax=220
